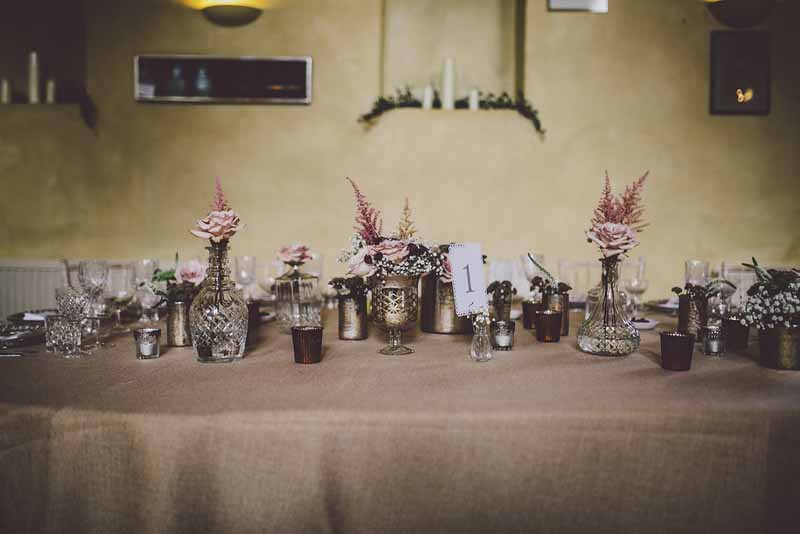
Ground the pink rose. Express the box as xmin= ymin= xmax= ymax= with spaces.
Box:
xmin=277 ymin=243 xmax=314 ymax=265
xmin=439 ymin=253 xmax=453 ymax=283
xmin=191 ymin=209 xmax=242 ymax=243
xmin=347 ymin=246 xmax=377 ymax=278
xmin=586 ymin=222 xmax=638 ymax=258
xmin=175 ymin=259 xmax=206 ymax=286
xmin=372 ymin=239 xmax=410 ymax=263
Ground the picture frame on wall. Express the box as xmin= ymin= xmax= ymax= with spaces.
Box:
xmin=548 ymin=0 xmax=608 ymax=13
xmin=710 ymin=31 xmax=770 ymax=115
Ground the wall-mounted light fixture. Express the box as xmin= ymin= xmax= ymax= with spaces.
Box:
xmin=181 ymin=0 xmax=270 ymax=27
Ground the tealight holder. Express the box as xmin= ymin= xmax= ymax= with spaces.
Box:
xmin=702 ymin=325 xmax=725 ymax=357
xmin=491 ymin=320 xmax=515 ymax=351
xmin=722 ymin=316 xmax=749 ymax=351
xmin=522 ymin=300 xmax=544 ymax=330
xmin=660 ymin=331 xmax=695 ymax=371
xmin=291 ymin=325 xmax=324 ymax=364
xmin=133 ymin=327 xmax=161 ymax=359
xmin=535 ymin=310 xmax=562 ymax=343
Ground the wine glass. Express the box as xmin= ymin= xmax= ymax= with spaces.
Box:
xmin=78 ymin=260 xmax=109 ymax=316
xmin=685 ymin=260 xmax=709 ymax=287
xmin=133 ymin=259 xmax=159 ymax=285
xmin=623 ymin=257 xmax=649 ymax=320
xmin=105 ymin=262 xmax=135 ymax=333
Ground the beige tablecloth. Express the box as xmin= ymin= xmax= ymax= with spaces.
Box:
xmin=1 ymin=312 xmax=799 ymax=534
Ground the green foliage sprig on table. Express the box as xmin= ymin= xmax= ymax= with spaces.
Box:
xmin=358 ymin=87 xmax=545 ymax=135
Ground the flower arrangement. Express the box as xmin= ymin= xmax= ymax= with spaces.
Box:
xmin=277 ymin=243 xmax=314 ymax=265
xmin=527 ymin=253 xmax=571 ymax=296
xmin=190 ymin=178 xmax=243 ymax=244
xmin=740 ymin=258 xmax=800 ymax=330
xmin=338 ymin=178 xmax=441 ymax=281
xmin=151 ymin=255 xmax=205 ymax=304
xmin=586 ymin=171 xmax=648 ymax=259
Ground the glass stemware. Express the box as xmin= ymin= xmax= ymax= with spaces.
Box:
xmin=133 ymin=259 xmax=160 ymax=324
xmin=78 ymin=260 xmax=109 ymax=316
xmin=105 ymin=262 xmax=136 ymax=333
xmin=623 ymin=257 xmax=649 ymax=320
xmin=685 ymin=260 xmax=709 ymax=286
xmin=133 ymin=258 xmax=159 ymax=285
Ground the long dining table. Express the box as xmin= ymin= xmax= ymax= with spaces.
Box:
xmin=1 ymin=310 xmax=798 ymax=534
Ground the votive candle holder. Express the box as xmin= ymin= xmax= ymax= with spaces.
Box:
xmin=722 ymin=317 xmax=749 ymax=351
xmin=292 ymin=325 xmax=324 ymax=364
xmin=491 ymin=320 xmax=515 ymax=351
xmin=535 ymin=310 xmax=562 ymax=343
xmin=660 ymin=331 xmax=695 ymax=371
xmin=133 ymin=327 xmax=161 ymax=359
xmin=702 ymin=325 xmax=725 ymax=357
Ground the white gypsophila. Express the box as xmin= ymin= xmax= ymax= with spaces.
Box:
xmin=337 ymin=233 xmax=367 ymax=263
xmin=741 ymin=282 xmax=800 ymax=330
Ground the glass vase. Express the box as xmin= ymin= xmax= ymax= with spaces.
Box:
xmin=275 ymin=262 xmax=321 ymax=334
xmin=190 ymin=241 xmax=248 ymax=363
xmin=372 ymin=275 xmax=419 ymax=355
xmin=470 ymin=321 xmax=493 ymax=362
xmin=577 ymin=257 xmax=640 ymax=356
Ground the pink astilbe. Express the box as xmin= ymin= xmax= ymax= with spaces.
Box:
xmin=617 ymin=171 xmax=648 ymax=230
xmin=211 ymin=177 xmax=228 ymax=211
xmin=591 ymin=171 xmax=619 ymax=227
xmin=347 ymin=177 xmax=382 ymax=245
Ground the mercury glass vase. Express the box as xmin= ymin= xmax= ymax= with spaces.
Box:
xmin=372 ymin=275 xmax=419 ymax=355
xmin=577 ymin=257 xmax=640 ymax=356
xmin=190 ymin=241 xmax=248 ymax=363
xmin=275 ymin=262 xmax=321 ymax=334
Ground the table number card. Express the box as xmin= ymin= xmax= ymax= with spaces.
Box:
xmin=448 ymin=243 xmax=489 ymax=317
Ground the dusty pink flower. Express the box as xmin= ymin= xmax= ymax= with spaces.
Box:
xmin=347 ymin=246 xmax=377 ymax=278
xmin=277 ymin=243 xmax=314 ymax=265
xmin=586 ymin=222 xmax=639 ymax=258
xmin=439 ymin=253 xmax=453 ymax=283
xmin=175 ymin=259 xmax=206 ymax=286
xmin=191 ymin=209 xmax=242 ymax=243
xmin=372 ymin=239 xmax=410 ymax=263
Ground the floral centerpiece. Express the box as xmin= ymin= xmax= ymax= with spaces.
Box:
xmin=338 ymin=178 xmax=440 ymax=354
xmin=741 ymin=258 xmax=800 ymax=370
xmin=188 ymin=178 xmax=248 ymax=363
xmin=577 ymin=171 xmax=649 ymax=356
xmin=151 ymin=255 xmax=205 ymax=346
xmin=671 ymin=279 xmax=736 ymax=340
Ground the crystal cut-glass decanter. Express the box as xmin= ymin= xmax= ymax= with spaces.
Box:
xmin=190 ymin=241 xmax=248 ymax=363
xmin=275 ymin=262 xmax=321 ymax=334
xmin=577 ymin=257 xmax=639 ymax=356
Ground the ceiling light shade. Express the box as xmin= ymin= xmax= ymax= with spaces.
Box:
xmin=202 ymin=4 xmax=263 ymax=26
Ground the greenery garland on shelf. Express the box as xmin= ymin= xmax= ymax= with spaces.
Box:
xmin=358 ymin=87 xmax=545 ymax=134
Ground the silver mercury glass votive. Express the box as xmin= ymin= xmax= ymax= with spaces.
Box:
xmin=491 ymin=320 xmax=515 ymax=351
xmin=133 ymin=327 xmax=161 ymax=359
xmin=702 ymin=325 xmax=725 ymax=357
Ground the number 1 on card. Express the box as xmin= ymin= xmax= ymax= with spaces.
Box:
xmin=449 ymin=243 xmax=488 ymax=317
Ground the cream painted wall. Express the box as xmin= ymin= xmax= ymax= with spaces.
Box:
xmin=1 ymin=0 xmax=799 ymax=297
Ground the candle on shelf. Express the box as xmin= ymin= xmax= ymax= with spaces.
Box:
xmin=422 ymin=85 xmax=434 ymax=110
xmin=0 ymin=78 xmax=10 ymax=104
xmin=45 ymin=79 xmax=56 ymax=104
xmin=28 ymin=51 xmax=40 ymax=104
xmin=441 ymin=58 xmax=455 ymax=110
xmin=468 ymin=89 xmax=479 ymax=111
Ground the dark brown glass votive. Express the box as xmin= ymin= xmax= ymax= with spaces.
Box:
xmin=522 ymin=301 xmax=545 ymax=330
xmin=722 ymin=317 xmax=749 ymax=351
xmin=291 ymin=326 xmax=324 ymax=364
xmin=246 ymin=301 xmax=261 ymax=346
xmin=660 ymin=331 xmax=695 ymax=371
xmin=535 ymin=310 xmax=562 ymax=342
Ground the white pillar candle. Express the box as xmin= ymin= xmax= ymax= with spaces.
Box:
xmin=28 ymin=51 xmax=40 ymax=104
xmin=468 ymin=88 xmax=479 ymax=111
xmin=422 ymin=85 xmax=434 ymax=110
xmin=0 ymin=78 xmax=10 ymax=104
xmin=45 ymin=79 xmax=56 ymax=104
xmin=441 ymin=58 xmax=455 ymax=110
